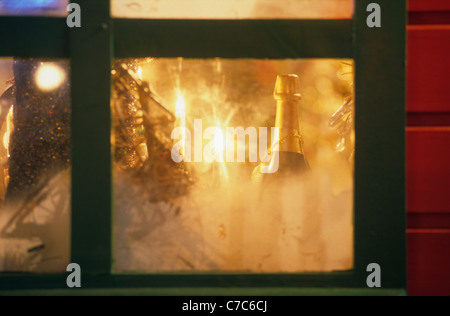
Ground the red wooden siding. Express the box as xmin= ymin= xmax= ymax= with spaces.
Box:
xmin=409 ymin=0 xmax=450 ymax=12
xmin=407 ymin=26 xmax=450 ymax=112
xmin=407 ymin=231 xmax=450 ymax=296
xmin=406 ymin=0 xmax=450 ymax=296
xmin=407 ymin=127 xmax=450 ymax=213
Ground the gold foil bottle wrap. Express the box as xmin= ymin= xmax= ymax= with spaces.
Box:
xmin=272 ymin=74 xmax=303 ymax=155
xmin=252 ymin=74 xmax=308 ymax=183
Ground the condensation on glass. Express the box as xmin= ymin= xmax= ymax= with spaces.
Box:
xmin=0 ymin=0 xmax=68 ymax=16
xmin=0 ymin=58 xmax=71 ymax=273
xmin=112 ymin=58 xmax=354 ymax=273
xmin=111 ymin=0 xmax=354 ymax=19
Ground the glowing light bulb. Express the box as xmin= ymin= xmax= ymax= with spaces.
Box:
xmin=137 ymin=66 xmax=143 ymax=80
xmin=35 ymin=63 xmax=65 ymax=92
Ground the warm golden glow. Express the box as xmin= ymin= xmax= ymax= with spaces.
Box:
xmin=3 ymin=105 xmax=13 ymax=153
xmin=175 ymin=95 xmax=186 ymax=118
xmin=35 ymin=63 xmax=65 ymax=92
xmin=112 ymin=0 xmax=354 ymax=19
xmin=212 ymin=125 xmax=228 ymax=181
xmin=137 ymin=66 xmax=143 ymax=80
xmin=213 ymin=126 xmax=225 ymax=155
xmin=113 ymin=58 xmax=355 ymax=273
xmin=174 ymin=95 xmax=186 ymax=154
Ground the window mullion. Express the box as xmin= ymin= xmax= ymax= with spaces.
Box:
xmin=70 ymin=0 xmax=113 ymax=275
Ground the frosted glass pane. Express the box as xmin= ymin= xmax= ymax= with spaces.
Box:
xmin=0 ymin=0 xmax=68 ymax=16
xmin=112 ymin=0 xmax=354 ymax=19
xmin=112 ymin=58 xmax=354 ymax=273
xmin=0 ymin=59 xmax=71 ymax=273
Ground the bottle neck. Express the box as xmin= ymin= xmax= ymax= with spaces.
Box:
xmin=273 ymin=98 xmax=303 ymax=154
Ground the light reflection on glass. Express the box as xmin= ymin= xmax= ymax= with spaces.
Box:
xmin=0 ymin=0 xmax=68 ymax=16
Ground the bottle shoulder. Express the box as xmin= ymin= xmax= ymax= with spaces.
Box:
xmin=252 ymin=151 xmax=310 ymax=184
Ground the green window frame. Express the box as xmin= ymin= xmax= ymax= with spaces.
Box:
xmin=0 ymin=0 xmax=406 ymax=295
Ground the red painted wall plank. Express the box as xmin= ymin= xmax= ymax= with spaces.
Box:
xmin=409 ymin=12 xmax=450 ymax=25
xmin=409 ymin=0 xmax=450 ymax=12
xmin=407 ymin=26 xmax=450 ymax=112
xmin=408 ymin=213 xmax=450 ymax=229
xmin=407 ymin=230 xmax=450 ymax=296
xmin=406 ymin=127 xmax=450 ymax=213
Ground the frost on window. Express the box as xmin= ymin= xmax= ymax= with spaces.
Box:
xmin=0 ymin=59 xmax=71 ymax=273
xmin=0 ymin=0 xmax=68 ymax=16
xmin=111 ymin=0 xmax=354 ymax=19
xmin=113 ymin=58 xmax=354 ymax=273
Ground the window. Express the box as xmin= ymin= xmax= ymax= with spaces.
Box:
xmin=112 ymin=58 xmax=354 ymax=273
xmin=0 ymin=0 xmax=406 ymax=294
xmin=111 ymin=0 xmax=354 ymax=19
xmin=0 ymin=58 xmax=71 ymax=273
xmin=0 ymin=0 xmax=68 ymax=17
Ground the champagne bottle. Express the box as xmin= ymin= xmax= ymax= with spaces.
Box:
xmin=247 ymin=74 xmax=310 ymax=272
xmin=253 ymin=74 xmax=309 ymax=183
